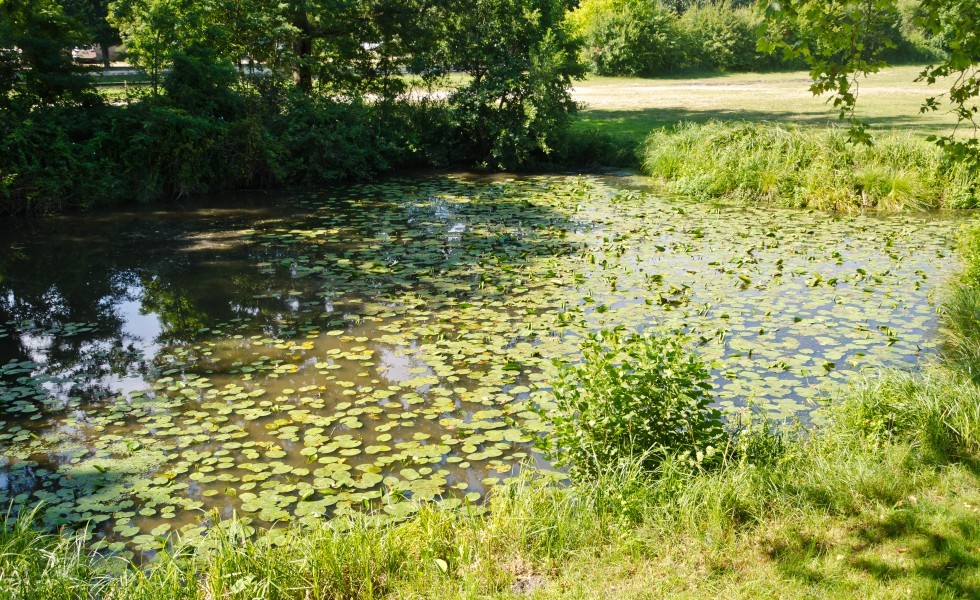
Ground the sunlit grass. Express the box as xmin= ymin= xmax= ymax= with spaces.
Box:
xmin=572 ymin=65 xmax=962 ymax=149
xmin=641 ymin=121 xmax=978 ymax=210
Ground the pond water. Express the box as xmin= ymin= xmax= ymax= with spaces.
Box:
xmin=0 ymin=174 xmax=968 ymax=555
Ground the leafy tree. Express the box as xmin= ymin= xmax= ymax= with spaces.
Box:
xmin=63 ymin=0 xmax=122 ymax=67
xmin=761 ymin=0 xmax=979 ymax=167
xmin=678 ymin=1 xmax=773 ymax=71
xmin=444 ymin=0 xmax=583 ymax=167
xmin=568 ymin=0 xmax=682 ymax=76
xmin=0 ymin=0 xmax=97 ymax=107
xmin=109 ymin=0 xmax=194 ymax=95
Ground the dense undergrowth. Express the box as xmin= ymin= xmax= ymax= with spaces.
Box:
xmin=0 ymin=0 xmax=584 ymax=216
xmin=0 ymin=84 xmax=591 ymax=217
xmin=2 ymin=217 xmax=979 ymax=600
xmin=643 ymin=121 xmax=980 ymax=210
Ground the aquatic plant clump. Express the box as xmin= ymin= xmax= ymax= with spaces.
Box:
xmin=540 ymin=330 xmax=726 ymax=479
xmin=0 ymin=175 xmax=962 ymax=552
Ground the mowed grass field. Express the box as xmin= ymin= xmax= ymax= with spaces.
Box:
xmin=572 ymin=65 xmax=962 ymax=146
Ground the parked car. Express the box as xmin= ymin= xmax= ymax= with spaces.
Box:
xmin=71 ymin=46 xmax=100 ymax=62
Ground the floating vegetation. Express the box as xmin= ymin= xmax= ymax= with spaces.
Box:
xmin=0 ymin=175 xmax=966 ymax=552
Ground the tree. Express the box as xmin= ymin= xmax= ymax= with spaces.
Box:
xmin=109 ymin=0 xmax=194 ymax=95
xmin=568 ymin=0 xmax=682 ymax=76
xmin=760 ymin=0 xmax=979 ymax=168
xmin=63 ymin=0 xmax=122 ymax=67
xmin=443 ymin=0 xmax=584 ymax=167
xmin=0 ymin=0 xmax=97 ymax=108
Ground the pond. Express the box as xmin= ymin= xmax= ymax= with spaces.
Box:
xmin=0 ymin=174 xmax=967 ymax=555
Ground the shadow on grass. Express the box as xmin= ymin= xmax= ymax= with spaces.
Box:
xmin=851 ymin=506 xmax=980 ymax=598
xmin=573 ymin=106 xmax=942 ymax=151
xmin=766 ymin=500 xmax=980 ymax=598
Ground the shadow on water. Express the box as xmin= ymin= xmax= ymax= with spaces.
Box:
xmin=0 ymin=178 xmax=582 ymax=395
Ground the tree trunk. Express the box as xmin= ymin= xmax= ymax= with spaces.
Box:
xmin=293 ymin=3 xmax=314 ymax=93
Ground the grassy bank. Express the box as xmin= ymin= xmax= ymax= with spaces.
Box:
xmin=567 ymin=65 xmax=971 ymax=173
xmin=642 ymin=122 xmax=979 ymax=210
xmin=3 ymin=243 xmax=980 ymax=599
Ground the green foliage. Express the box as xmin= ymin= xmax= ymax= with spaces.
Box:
xmin=677 ymin=1 xmax=776 ymax=72
xmin=108 ymin=0 xmax=445 ymax=99
xmin=267 ymin=95 xmax=385 ymax=186
xmin=0 ymin=506 xmax=96 ymax=599
xmin=0 ymin=105 xmax=119 ymax=213
xmin=761 ymin=0 xmax=979 ymax=166
xmin=0 ymin=0 xmax=584 ymax=211
xmin=162 ymin=45 xmax=243 ymax=118
xmin=538 ymin=330 xmax=726 ymax=480
xmin=569 ymin=0 xmax=682 ymax=76
xmin=0 ymin=0 xmax=97 ymax=108
xmin=643 ymin=121 xmax=979 ymax=210
xmin=0 ymin=97 xmax=393 ymax=213
xmin=941 ymin=224 xmax=980 ymax=383
xmin=446 ymin=0 xmax=584 ymax=168
xmin=163 ymin=46 xmax=245 ymax=119
xmin=836 ymin=371 xmax=980 ymax=463
xmin=109 ymin=0 xmax=193 ymax=94
xmin=568 ymin=0 xmax=941 ymax=77
xmin=114 ymin=105 xmax=258 ymax=199
xmin=62 ymin=0 xmax=121 ymax=67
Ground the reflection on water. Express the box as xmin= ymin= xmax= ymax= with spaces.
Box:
xmin=0 ymin=175 xmax=968 ymax=554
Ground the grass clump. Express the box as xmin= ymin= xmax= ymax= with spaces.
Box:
xmin=643 ymin=121 xmax=979 ymax=210
xmin=942 ymin=223 xmax=980 ymax=383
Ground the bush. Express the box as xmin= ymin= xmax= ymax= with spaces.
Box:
xmin=570 ymin=0 xmax=682 ymax=76
xmin=538 ymin=330 xmax=726 ymax=480
xmin=162 ymin=45 xmax=245 ymax=119
xmin=677 ymin=2 xmax=776 ymax=72
xmin=0 ymin=105 xmax=119 ymax=213
xmin=267 ymin=95 xmax=386 ymax=186
xmin=448 ymin=0 xmax=583 ymax=168
xmin=568 ymin=0 xmax=946 ymax=77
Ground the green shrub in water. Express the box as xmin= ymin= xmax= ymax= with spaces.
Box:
xmin=539 ymin=330 xmax=726 ymax=480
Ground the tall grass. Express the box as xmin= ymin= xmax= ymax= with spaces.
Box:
xmin=942 ymin=224 xmax=980 ymax=385
xmin=643 ymin=121 xmax=979 ymax=210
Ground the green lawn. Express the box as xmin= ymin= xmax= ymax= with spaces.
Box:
xmin=572 ymin=65 xmax=961 ymax=148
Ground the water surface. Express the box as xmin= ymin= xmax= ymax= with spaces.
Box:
xmin=0 ymin=174 xmax=966 ymax=554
